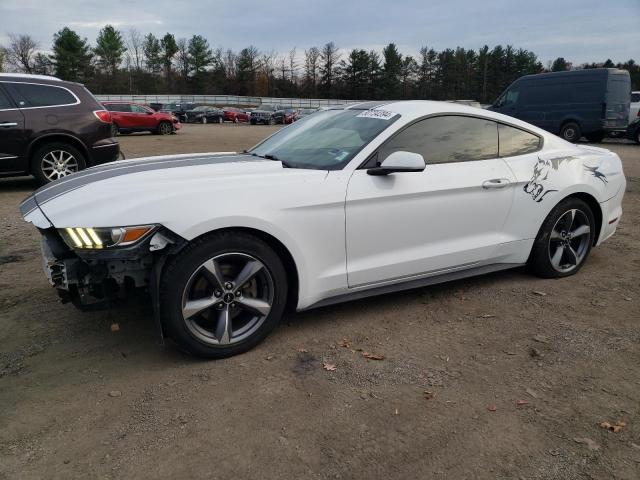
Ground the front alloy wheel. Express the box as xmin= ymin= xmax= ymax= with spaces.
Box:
xmin=182 ymin=253 xmax=274 ymax=346
xmin=161 ymin=232 xmax=288 ymax=358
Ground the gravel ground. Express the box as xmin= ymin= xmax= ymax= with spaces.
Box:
xmin=1 ymin=124 xmax=639 ymax=480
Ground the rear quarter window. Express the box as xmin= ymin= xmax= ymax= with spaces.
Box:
xmin=4 ymin=83 xmax=78 ymax=108
xmin=498 ymin=124 xmax=541 ymax=157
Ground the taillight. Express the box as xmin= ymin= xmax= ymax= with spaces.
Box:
xmin=93 ymin=110 xmax=112 ymax=123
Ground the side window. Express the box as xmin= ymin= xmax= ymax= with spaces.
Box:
xmin=632 ymin=93 xmax=640 ymax=103
xmin=503 ymin=88 xmax=519 ymax=106
xmin=131 ymin=104 xmax=148 ymax=113
xmin=379 ymin=116 xmax=498 ymax=165
xmin=0 ymin=86 xmax=14 ymax=109
xmin=498 ymin=124 xmax=541 ymax=157
xmin=4 ymin=83 xmax=77 ymax=108
xmin=114 ymin=104 xmax=132 ymax=112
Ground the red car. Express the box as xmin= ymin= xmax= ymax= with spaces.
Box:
xmin=222 ymin=107 xmax=250 ymax=123
xmin=102 ymin=101 xmax=181 ymax=136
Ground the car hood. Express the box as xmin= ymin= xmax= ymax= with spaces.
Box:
xmin=21 ymin=152 xmax=329 ymax=229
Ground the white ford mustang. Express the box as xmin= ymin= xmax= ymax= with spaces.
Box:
xmin=21 ymin=101 xmax=626 ymax=358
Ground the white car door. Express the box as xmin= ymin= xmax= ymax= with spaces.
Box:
xmin=345 ymin=115 xmax=516 ymax=287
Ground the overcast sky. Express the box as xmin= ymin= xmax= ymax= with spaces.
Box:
xmin=1 ymin=0 xmax=638 ymax=65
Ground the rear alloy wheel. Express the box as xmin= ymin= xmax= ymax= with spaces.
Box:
xmin=218 ymin=116 xmax=223 ymax=124
xmin=269 ymin=117 xmax=275 ymax=125
xmin=161 ymin=232 xmax=288 ymax=358
xmin=31 ymin=142 xmax=86 ymax=185
xmin=560 ymin=122 xmax=581 ymax=142
xmin=528 ymin=197 xmax=595 ymax=278
xmin=201 ymin=116 xmax=208 ymax=124
xmin=157 ymin=121 xmax=173 ymax=135
xmin=233 ymin=116 xmax=239 ymax=123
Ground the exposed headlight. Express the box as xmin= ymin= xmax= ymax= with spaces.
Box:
xmin=60 ymin=225 xmax=156 ymax=249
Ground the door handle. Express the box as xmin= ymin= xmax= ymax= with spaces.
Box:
xmin=0 ymin=122 xmax=18 ymax=128
xmin=482 ymin=178 xmax=511 ymax=189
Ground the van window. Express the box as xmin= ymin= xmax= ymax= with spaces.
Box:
xmin=502 ymin=88 xmax=519 ymax=106
xmin=498 ymin=124 xmax=541 ymax=157
xmin=4 ymin=83 xmax=78 ymax=108
xmin=380 ymin=115 xmax=498 ymax=164
xmin=0 ymin=87 xmax=13 ymax=109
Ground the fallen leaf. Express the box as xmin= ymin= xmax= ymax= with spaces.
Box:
xmin=532 ymin=290 xmax=547 ymax=296
xmin=110 ymin=323 xmax=120 ymax=332
xmin=108 ymin=390 xmax=122 ymax=398
xmin=600 ymin=420 xmax=626 ymax=433
xmin=394 ymin=408 xmax=399 ymax=415
xmin=339 ymin=337 xmax=351 ymax=348
xmin=424 ymin=391 xmax=434 ymax=400
xmin=478 ymin=314 xmax=495 ymax=318
xmin=574 ymin=437 xmax=600 ymax=451
xmin=516 ymin=399 xmax=529 ymax=407
xmin=296 ymin=347 xmax=308 ymax=353
xmin=525 ymin=388 xmax=539 ymax=399
xmin=322 ymin=362 xmax=336 ymax=371
xmin=363 ymin=352 xmax=385 ymax=361
xmin=487 ymin=405 xmax=497 ymax=412
xmin=532 ymin=334 xmax=549 ymax=344
xmin=265 ymin=355 xmax=273 ymax=361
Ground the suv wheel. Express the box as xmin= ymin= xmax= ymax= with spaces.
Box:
xmin=560 ymin=122 xmax=581 ymax=142
xmin=31 ymin=142 xmax=86 ymax=185
xmin=156 ymin=121 xmax=173 ymax=135
xmin=110 ymin=123 xmax=119 ymax=137
xmin=160 ymin=231 xmax=288 ymax=359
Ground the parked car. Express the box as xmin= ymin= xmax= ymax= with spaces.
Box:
xmin=21 ymin=101 xmax=625 ymax=358
xmin=630 ymin=91 xmax=640 ymax=124
xmin=626 ymin=117 xmax=640 ymax=144
xmin=0 ymin=73 xmax=118 ymax=185
xmin=489 ymin=68 xmax=631 ymax=142
xmin=296 ymin=108 xmax=319 ymax=120
xmin=273 ymin=108 xmax=298 ymax=124
xmin=162 ymin=102 xmax=198 ymax=122
xmin=250 ymin=104 xmax=277 ymax=125
xmin=223 ymin=107 xmax=250 ymax=123
xmin=185 ymin=106 xmax=224 ymax=124
xmin=103 ymin=101 xmax=181 ymax=136
xmin=148 ymin=102 xmax=165 ymax=112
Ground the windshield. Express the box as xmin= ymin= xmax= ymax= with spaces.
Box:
xmin=193 ymin=106 xmax=208 ymax=111
xmin=257 ymin=105 xmax=276 ymax=112
xmin=249 ymin=109 xmax=399 ymax=170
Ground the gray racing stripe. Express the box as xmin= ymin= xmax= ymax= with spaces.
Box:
xmin=33 ymin=153 xmax=266 ymax=206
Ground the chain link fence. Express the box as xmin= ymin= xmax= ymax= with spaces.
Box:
xmin=95 ymin=94 xmax=364 ymax=108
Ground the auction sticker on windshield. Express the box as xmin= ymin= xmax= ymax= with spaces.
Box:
xmin=356 ymin=109 xmax=396 ymax=120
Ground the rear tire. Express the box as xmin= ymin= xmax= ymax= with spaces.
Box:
xmin=160 ymin=231 xmax=288 ymax=359
xmin=218 ymin=117 xmax=223 ymax=124
xmin=201 ymin=117 xmax=207 ymax=124
xmin=31 ymin=142 xmax=86 ymax=185
xmin=528 ymin=197 xmax=595 ymax=278
xmin=110 ymin=123 xmax=119 ymax=137
xmin=560 ymin=122 xmax=581 ymax=143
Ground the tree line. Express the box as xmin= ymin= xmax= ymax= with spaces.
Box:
xmin=1 ymin=27 xmax=638 ymax=104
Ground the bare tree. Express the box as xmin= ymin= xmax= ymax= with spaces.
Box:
xmin=7 ymin=33 xmax=39 ymax=73
xmin=125 ymin=28 xmax=144 ymax=71
xmin=223 ymin=49 xmax=237 ymax=78
xmin=277 ymin=54 xmax=287 ymax=81
xmin=0 ymin=46 xmax=7 ymax=72
xmin=288 ymin=47 xmax=297 ymax=84
xmin=176 ymin=38 xmax=190 ymax=79
xmin=304 ymin=46 xmax=320 ymax=95
xmin=259 ymin=51 xmax=275 ymax=94
xmin=320 ymin=42 xmax=340 ymax=96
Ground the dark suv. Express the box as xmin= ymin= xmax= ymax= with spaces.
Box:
xmin=0 ymin=74 xmax=119 ymax=185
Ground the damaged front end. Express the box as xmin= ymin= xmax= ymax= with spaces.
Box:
xmin=38 ymin=226 xmax=185 ymax=310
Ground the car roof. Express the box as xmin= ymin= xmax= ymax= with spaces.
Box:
xmin=0 ymin=73 xmax=63 ymax=82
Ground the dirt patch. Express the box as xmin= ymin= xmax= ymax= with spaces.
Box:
xmin=1 ymin=128 xmax=639 ymax=479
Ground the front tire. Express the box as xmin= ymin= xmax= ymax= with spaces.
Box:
xmin=157 ymin=121 xmax=173 ymax=135
xmin=528 ymin=197 xmax=595 ymax=278
xmin=560 ymin=122 xmax=581 ymax=143
xmin=160 ymin=231 xmax=288 ymax=359
xmin=585 ymin=131 xmax=605 ymax=143
xmin=31 ymin=142 xmax=86 ymax=185
xmin=201 ymin=116 xmax=208 ymax=124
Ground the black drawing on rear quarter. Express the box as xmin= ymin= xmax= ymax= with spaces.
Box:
xmin=524 ymin=158 xmax=558 ymax=202
xmin=584 ymin=165 xmax=608 ymax=184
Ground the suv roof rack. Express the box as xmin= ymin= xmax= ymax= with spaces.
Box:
xmin=0 ymin=73 xmax=63 ymax=81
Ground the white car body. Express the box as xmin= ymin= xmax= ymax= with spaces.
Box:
xmin=22 ymin=101 xmax=625 ymax=312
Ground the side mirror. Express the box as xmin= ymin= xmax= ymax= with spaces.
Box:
xmin=367 ymin=151 xmax=426 ymax=176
